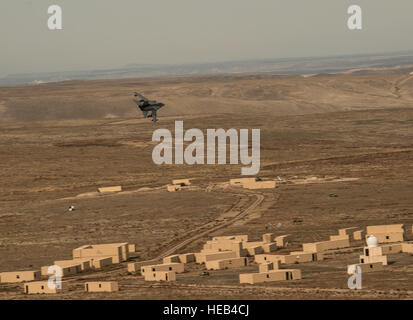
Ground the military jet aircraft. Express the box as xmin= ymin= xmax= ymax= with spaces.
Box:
xmin=133 ymin=92 xmax=165 ymax=122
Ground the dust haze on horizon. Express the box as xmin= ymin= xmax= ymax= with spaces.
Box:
xmin=1 ymin=0 xmax=413 ymax=77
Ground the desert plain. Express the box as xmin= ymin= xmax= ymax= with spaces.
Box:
xmin=0 ymin=71 xmax=412 ymax=299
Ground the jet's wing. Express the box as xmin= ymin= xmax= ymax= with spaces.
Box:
xmin=133 ymin=98 xmax=145 ymax=110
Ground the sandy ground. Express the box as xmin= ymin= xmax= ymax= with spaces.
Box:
xmin=0 ymin=72 xmax=412 ymax=299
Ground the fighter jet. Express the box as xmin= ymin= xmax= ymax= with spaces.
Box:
xmin=133 ymin=92 xmax=165 ymax=122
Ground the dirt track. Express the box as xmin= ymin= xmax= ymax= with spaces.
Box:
xmin=70 ymin=188 xmax=264 ymax=278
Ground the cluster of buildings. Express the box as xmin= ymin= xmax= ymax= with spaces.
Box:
xmin=167 ymin=177 xmax=277 ymax=192
xmin=97 ymin=176 xmax=278 ymax=195
xmin=128 ymin=233 xmax=303 ymax=284
xmin=347 ymin=224 xmax=413 ymax=275
xmin=0 ymin=242 xmax=135 ymax=294
xmin=100 ymin=176 xmax=277 ymax=194
xmin=127 ymin=223 xmax=412 ymax=286
xmin=1 ymin=219 xmax=412 ymax=294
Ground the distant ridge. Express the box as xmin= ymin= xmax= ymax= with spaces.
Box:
xmin=1 ymin=52 xmax=413 ymax=87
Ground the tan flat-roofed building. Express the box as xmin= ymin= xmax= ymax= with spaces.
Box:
xmin=204 ymin=237 xmax=249 ymax=252
xmin=330 ymin=234 xmax=350 ymax=241
xmin=91 ymin=257 xmax=113 ymax=269
xmin=366 ymin=224 xmax=404 ymax=234
xmin=365 ymin=224 xmax=404 ymax=243
xmin=275 ymin=235 xmax=290 ymax=247
xmin=255 ymin=254 xmax=283 ymax=264
xmin=347 ymin=262 xmax=384 ymax=274
xmin=0 ymin=271 xmax=41 ymax=283
xmin=213 ymin=235 xmax=249 ymax=242
xmin=179 ymin=253 xmax=196 ymax=264
xmin=338 ymin=227 xmax=358 ymax=236
xmin=167 ymin=185 xmax=181 ymax=192
xmin=363 ymin=244 xmax=402 ymax=257
xmin=401 ymin=242 xmax=413 ymax=253
xmin=246 ymin=246 xmax=264 ymax=256
xmin=262 ymin=243 xmax=277 ymax=253
xmin=240 ymin=269 xmax=301 ymax=284
xmin=242 ymin=241 xmax=265 ymax=248
xmin=200 ymin=248 xmax=225 ymax=254
xmin=203 ymin=241 xmax=233 ymax=252
xmin=367 ymin=232 xmax=404 ymax=244
xmin=289 ymin=251 xmax=324 ymax=261
xmin=24 ymin=281 xmax=65 ymax=294
xmin=205 ymin=257 xmax=248 ymax=270
xmin=382 ymin=243 xmax=403 ymax=254
xmin=41 ymin=264 xmax=82 ymax=277
xmin=172 ymin=179 xmax=191 ymax=186
xmin=195 ymin=252 xmax=203 ymax=263
xmin=262 ymin=233 xmax=274 ymax=243
xmin=359 ymin=255 xmax=388 ymax=265
xmin=98 ymin=186 xmax=122 ymax=193
xmin=353 ymin=230 xmax=365 ymax=241
xmin=54 ymin=259 xmax=91 ymax=271
xmin=232 ymin=241 xmax=248 ymax=257
xmin=196 ymin=251 xmax=238 ymax=264
xmin=72 ymin=245 xmax=90 ymax=258
xmin=73 ymin=244 xmax=123 ymax=262
xmin=41 ymin=265 xmax=80 ymax=277
xmin=163 ymin=255 xmax=181 ymax=264
xmin=41 ymin=266 xmax=52 ymax=277
xmin=302 ymin=238 xmax=350 ymax=253
xmin=73 ymin=243 xmax=129 ymax=263
xmin=259 ymin=261 xmax=279 ymax=273
xmin=85 ymin=281 xmax=119 ymax=292
xmin=144 ymin=271 xmax=176 ymax=282
xmin=127 ymin=262 xmax=140 ymax=273
xmin=275 ymin=254 xmax=305 ymax=264
xmin=284 ymin=252 xmax=321 ymax=264
xmin=128 ymin=244 xmax=136 ymax=253
xmin=141 ymin=263 xmax=185 ymax=275
xmin=229 ymin=178 xmax=257 ymax=186
xmin=243 ymin=181 xmax=276 ymax=190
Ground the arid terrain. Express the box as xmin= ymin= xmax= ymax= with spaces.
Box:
xmin=0 ymin=71 xmax=412 ymax=299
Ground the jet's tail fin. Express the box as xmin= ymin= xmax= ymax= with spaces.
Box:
xmin=134 ymin=92 xmax=149 ymax=102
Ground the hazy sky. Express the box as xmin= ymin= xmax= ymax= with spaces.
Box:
xmin=1 ymin=0 xmax=413 ymax=77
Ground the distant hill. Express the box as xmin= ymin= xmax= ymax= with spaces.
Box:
xmin=1 ymin=70 xmax=413 ymax=122
xmin=1 ymin=52 xmax=413 ymax=87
